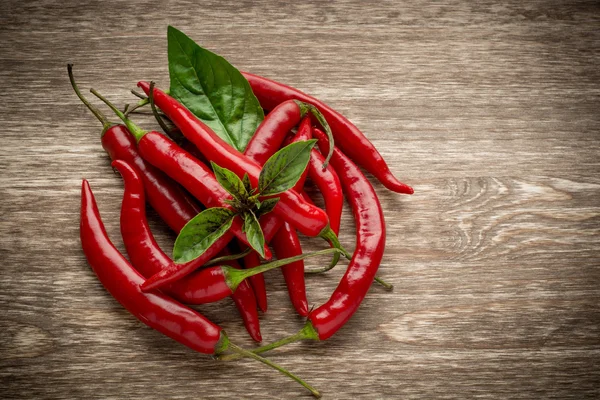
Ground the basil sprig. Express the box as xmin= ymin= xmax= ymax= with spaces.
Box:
xmin=173 ymin=140 xmax=316 ymax=262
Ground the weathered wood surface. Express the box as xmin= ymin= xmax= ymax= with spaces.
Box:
xmin=1 ymin=0 xmax=599 ymax=398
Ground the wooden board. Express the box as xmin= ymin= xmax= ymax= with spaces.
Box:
xmin=1 ymin=1 xmax=599 ymax=398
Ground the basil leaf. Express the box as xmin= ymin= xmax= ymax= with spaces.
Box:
xmin=211 ymin=161 xmax=248 ymax=201
xmin=258 ymin=140 xmax=317 ymax=196
xmin=167 ymin=26 xmax=264 ymax=151
xmin=173 ymin=207 xmax=236 ymax=264
xmin=256 ymin=197 xmax=279 ymax=218
xmin=243 ymin=210 xmax=265 ymax=258
xmin=242 ymin=173 xmax=253 ymax=194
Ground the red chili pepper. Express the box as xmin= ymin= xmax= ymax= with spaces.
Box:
xmin=241 ymin=71 xmax=414 ymax=195
xmin=137 ymin=82 xmax=341 ymax=244
xmin=89 ymin=88 xmax=274 ymax=290
xmin=219 ymin=128 xmax=386 ymax=360
xmin=282 ymin=125 xmax=344 ymax=236
xmin=81 ymin=179 xmax=322 ymax=397
xmin=113 ymin=159 xmax=262 ymax=342
xmin=80 ymin=179 xmax=226 ymax=354
xmin=241 ymin=250 xmax=268 ymax=313
xmin=308 ymin=128 xmax=385 ymax=339
xmin=68 ymin=64 xmax=200 ymax=233
xmin=241 ymin=116 xmax=313 ymax=316
xmin=244 ymin=99 xmax=307 ymax=165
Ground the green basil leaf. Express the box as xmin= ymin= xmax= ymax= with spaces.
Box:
xmin=211 ymin=161 xmax=248 ymax=201
xmin=167 ymin=26 xmax=264 ymax=151
xmin=243 ymin=210 xmax=265 ymax=258
xmin=256 ymin=197 xmax=279 ymax=218
xmin=173 ymin=207 xmax=236 ymax=264
xmin=242 ymin=173 xmax=252 ymax=194
xmin=258 ymin=140 xmax=317 ymax=196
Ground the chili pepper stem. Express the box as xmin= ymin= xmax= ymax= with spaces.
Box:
xmin=313 ymin=226 xmax=351 ymax=274
xmin=148 ymin=81 xmax=173 ymax=136
xmin=90 ymin=88 xmax=147 ymax=142
xmin=67 ymin=64 xmax=114 ymax=135
xmin=225 ymin=248 xmax=342 ymax=291
xmin=292 ymin=100 xmax=334 ymax=168
xmin=226 ymin=343 xmax=321 ymax=398
xmin=218 ymin=322 xmax=319 ymax=362
xmin=204 ymin=248 xmax=252 ymax=267
xmin=374 ymin=276 xmax=394 ymax=290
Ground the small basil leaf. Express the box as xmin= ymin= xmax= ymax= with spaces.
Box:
xmin=243 ymin=210 xmax=265 ymax=258
xmin=258 ymin=140 xmax=317 ymax=196
xmin=242 ymin=173 xmax=252 ymax=194
xmin=211 ymin=161 xmax=248 ymax=201
xmin=256 ymin=197 xmax=279 ymax=218
xmin=173 ymin=207 xmax=235 ymax=264
xmin=167 ymin=26 xmax=264 ymax=151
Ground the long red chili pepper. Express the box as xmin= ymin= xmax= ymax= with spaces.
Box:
xmin=219 ymin=128 xmax=386 ymax=360
xmin=137 ymin=82 xmax=344 ymax=248
xmin=80 ymin=179 xmax=226 ymax=353
xmin=282 ymin=125 xmax=344 ymax=236
xmin=113 ymin=159 xmax=262 ymax=342
xmin=68 ymin=64 xmax=200 ymax=233
xmin=70 ymin=67 xmax=264 ymax=341
xmin=240 ymin=115 xmax=313 ymax=315
xmin=89 ymin=89 xmax=276 ymax=290
xmin=241 ymin=71 xmax=413 ymax=195
xmin=80 ymin=179 xmax=321 ymax=397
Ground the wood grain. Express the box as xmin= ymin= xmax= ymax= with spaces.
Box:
xmin=1 ymin=0 xmax=599 ymax=398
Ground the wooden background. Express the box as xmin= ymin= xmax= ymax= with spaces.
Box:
xmin=1 ymin=0 xmax=599 ymax=398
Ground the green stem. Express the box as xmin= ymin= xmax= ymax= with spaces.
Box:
xmin=309 ymin=226 xmax=351 ymax=273
xmin=131 ymin=90 xmax=147 ymax=100
xmin=219 ymin=322 xmax=319 ymax=362
xmin=67 ymin=64 xmax=114 ymax=135
xmin=148 ymin=81 xmax=172 ymax=136
xmin=226 ymin=248 xmax=341 ymax=291
xmin=124 ymin=97 xmax=149 ymax=116
xmin=374 ymin=276 xmax=394 ymax=290
xmin=226 ymin=343 xmax=321 ymax=398
xmin=203 ymin=248 xmax=252 ymax=267
xmin=90 ymin=88 xmax=146 ymax=142
xmin=293 ymin=100 xmax=334 ymax=169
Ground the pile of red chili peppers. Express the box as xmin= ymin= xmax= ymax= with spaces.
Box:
xmin=70 ymin=43 xmax=412 ymax=396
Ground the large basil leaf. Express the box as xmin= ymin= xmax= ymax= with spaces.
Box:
xmin=173 ymin=207 xmax=236 ymax=264
xmin=258 ymin=140 xmax=317 ymax=196
xmin=167 ymin=26 xmax=264 ymax=151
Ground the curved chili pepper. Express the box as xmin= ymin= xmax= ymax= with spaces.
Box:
xmin=81 ymin=179 xmax=322 ymax=398
xmin=89 ymin=89 xmax=274 ymax=290
xmin=244 ymin=99 xmax=307 ymax=165
xmin=113 ymin=159 xmax=262 ymax=342
xmin=241 ymin=71 xmax=413 ymax=195
xmin=80 ymin=179 xmax=226 ymax=354
xmin=137 ymin=82 xmax=342 ymax=245
xmin=68 ymin=64 xmax=200 ymax=233
xmin=241 ymin=116 xmax=313 ymax=316
xmin=219 ymin=128 xmax=386 ymax=360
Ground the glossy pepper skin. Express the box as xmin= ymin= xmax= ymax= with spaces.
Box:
xmin=101 ymin=124 xmax=200 ymax=232
xmin=136 ymin=131 xmax=274 ymax=291
xmin=268 ymin=117 xmax=314 ymax=316
xmin=241 ymin=71 xmax=413 ymax=195
xmin=306 ymin=127 xmax=343 ymax=235
xmin=138 ymin=82 xmax=331 ymax=238
xmin=308 ymin=129 xmax=386 ymax=340
xmin=244 ymin=99 xmax=306 ymax=164
xmin=80 ymin=179 xmax=226 ymax=355
xmin=113 ymin=160 xmax=261 ymax=342
xmin=240 ymin=115 xmax=312 ymax=315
